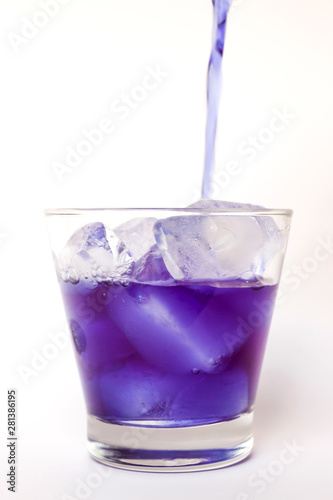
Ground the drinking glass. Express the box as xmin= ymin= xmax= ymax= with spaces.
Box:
xmin=45 ymin=206 xmax=292 ymax=472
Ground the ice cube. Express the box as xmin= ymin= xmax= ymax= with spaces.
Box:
xmin=154 ymin=199 xmax=283 ymax=282
xmin=58 ymin=222 xmax=133 ymax=289
xmin=107 ymin=283 xmax=247 ymax=375
xmin=131 ymin=245 xmax=175 ymax=284
xmin=61 ymin=281 xmax=136 ymax=371
xmin=113 ymin=218 xmax=175 ymax=284
xmin=114 ymin=217 xmax=157 ymax=261
xmin=99 ymin=357 xmax=178 ymax=421
xmin=189 ymin=200 xmax=263 ymax=210
xmin=87 ymin=361 xmax=248 ymax=422
xmin=172 ymin=367 xmax=249 ymax=421
xmin=70 ymin=315 xmax=132 ymax=374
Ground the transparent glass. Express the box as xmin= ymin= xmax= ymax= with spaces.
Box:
xmin=45 ymin=207 xmax=292 ymax=472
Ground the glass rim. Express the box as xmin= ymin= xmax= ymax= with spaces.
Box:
xmin=44 ymin=207 xmax=293 ymax=217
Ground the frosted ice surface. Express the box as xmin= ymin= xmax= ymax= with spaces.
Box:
xmin=58 ymin=222 xmax=133 ymax=288
xmin=154 ymin=200 xmax=284 ymax=282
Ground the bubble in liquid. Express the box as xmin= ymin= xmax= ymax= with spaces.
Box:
xmin=121 ymin=280 xmax=131 ymax=288
xmin=241 ymin=271 xmax=254 ymax=283
xmin=61 ymin=270 xmax=69 ymax=283
xmin=70 ymin=319 xmax=87 ymax=354
xmin=68 ymin=268 xmax=79 ymax=285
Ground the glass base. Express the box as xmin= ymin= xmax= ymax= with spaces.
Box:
xmin=87 ymin=412 xmax=254 ymax=472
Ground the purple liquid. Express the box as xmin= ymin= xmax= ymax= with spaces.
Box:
xmin=61 ymin=280 xmax=277 ymax=427
xmin=202 ymin=0 xmax=232 ymax=198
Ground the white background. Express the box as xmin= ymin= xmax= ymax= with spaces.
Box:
xmin=1 ymin=0 xmax=333 ymax=499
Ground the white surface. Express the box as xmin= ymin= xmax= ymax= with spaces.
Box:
xmin=1 ymin=0 xmax=333 ymax=499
